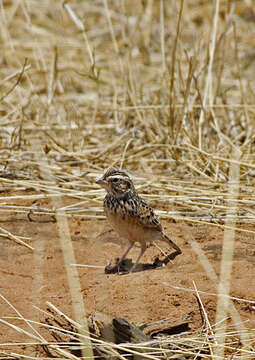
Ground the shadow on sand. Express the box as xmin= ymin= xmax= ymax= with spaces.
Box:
xmin=105 ymin=250 xmax=181 ymax=274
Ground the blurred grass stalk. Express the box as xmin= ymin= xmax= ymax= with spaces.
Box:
xmin=31 ymin=138 xmax=94 ymax=360
xmin=214 ymin=147 xmax=246 ymax=358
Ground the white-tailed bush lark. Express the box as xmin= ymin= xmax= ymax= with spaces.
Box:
xmin=96 ymin=167 xmax=182 ymax=273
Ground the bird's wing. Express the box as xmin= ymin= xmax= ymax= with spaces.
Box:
xmin=124 ymin=195 xmax=162 ymax=231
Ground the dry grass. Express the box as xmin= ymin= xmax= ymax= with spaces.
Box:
xmin=0 ymin=0 xmax=255 ymax=358
xmin=0 ymin=1 xmax=255 ymax=226
xmin=0 ymin=300 xmax=254 ymax=359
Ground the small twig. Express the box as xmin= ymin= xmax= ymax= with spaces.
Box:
xmin=193 ymin=281 xmax=215 ymax=358
xmin=0 ymin=58 xmax=28 ymax=102
xmin=0 ymin=225 xmax=34 ymax=251
xmin=169 ymin=0 xmax=184 ymax=138
xmin=70 ymin=263 xmax=105 ymax=269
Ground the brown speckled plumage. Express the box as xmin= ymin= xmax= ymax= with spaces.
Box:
xmin=96 ymin=167 xmax=182 ymax=273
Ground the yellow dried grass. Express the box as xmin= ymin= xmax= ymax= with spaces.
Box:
xmin=0 ymin=0 xmax=255 ymax=358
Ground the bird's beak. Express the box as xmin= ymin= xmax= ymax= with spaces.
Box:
xmin=96 ymin=177 xmax=110 ymax=192
xmin=96 ymin=177 xmax=107 ymax=188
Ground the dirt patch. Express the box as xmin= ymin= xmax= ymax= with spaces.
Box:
xmin=0 ymin=193 xmax=254 ymax=353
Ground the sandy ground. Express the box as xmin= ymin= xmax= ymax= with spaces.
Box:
xmin=0 ymin=192 xmax=254 ymax=355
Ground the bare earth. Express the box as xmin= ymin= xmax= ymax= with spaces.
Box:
xmin=0 ymin=191 xmax=254 ymax=353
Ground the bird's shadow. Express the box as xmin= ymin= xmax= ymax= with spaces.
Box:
xmin=105 ymin=250 xmax=180 ymax=275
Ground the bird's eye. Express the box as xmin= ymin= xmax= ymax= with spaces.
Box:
xmin=112 ymin=178 xmax=118 ymax=183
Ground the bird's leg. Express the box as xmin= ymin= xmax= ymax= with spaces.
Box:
xmin=116 ymin=242 xmax=134 ymax=268
xmin=105 ymin=243 xmax=134 ymax=274
xmin=130 ymin=243 xmax=147 ymax=273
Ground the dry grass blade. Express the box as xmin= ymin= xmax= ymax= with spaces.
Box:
xmin=0 ymin=226 xmax=33 ymax=251
xmin=0 ymin=293 xmax=45 ymax=342
xmin=164 ymin=284 xmax=255 ymax=305
xmin=215 ymin=148 xmax=242 ymax=358
xmin=0 ymin=58 xmax=29 ymax=102
xmin=198 ymin=0 xmax=220 ymax=149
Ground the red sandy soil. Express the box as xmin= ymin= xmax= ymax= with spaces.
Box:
xmin=0 ymin=191 xmax=254 ymax=355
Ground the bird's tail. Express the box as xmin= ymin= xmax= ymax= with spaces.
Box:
xmin=162 ymin=233 xmax=182 ymax=254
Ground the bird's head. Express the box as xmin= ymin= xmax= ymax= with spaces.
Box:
xmin=96 ymin=167 xmax=135 ymax=196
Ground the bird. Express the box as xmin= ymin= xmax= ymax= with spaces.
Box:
xmin=96 ymin=167 xmax=182 ymax=273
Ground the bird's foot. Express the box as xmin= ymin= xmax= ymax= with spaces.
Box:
xmin=104 ymin=258 xmax=130 ymax=274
